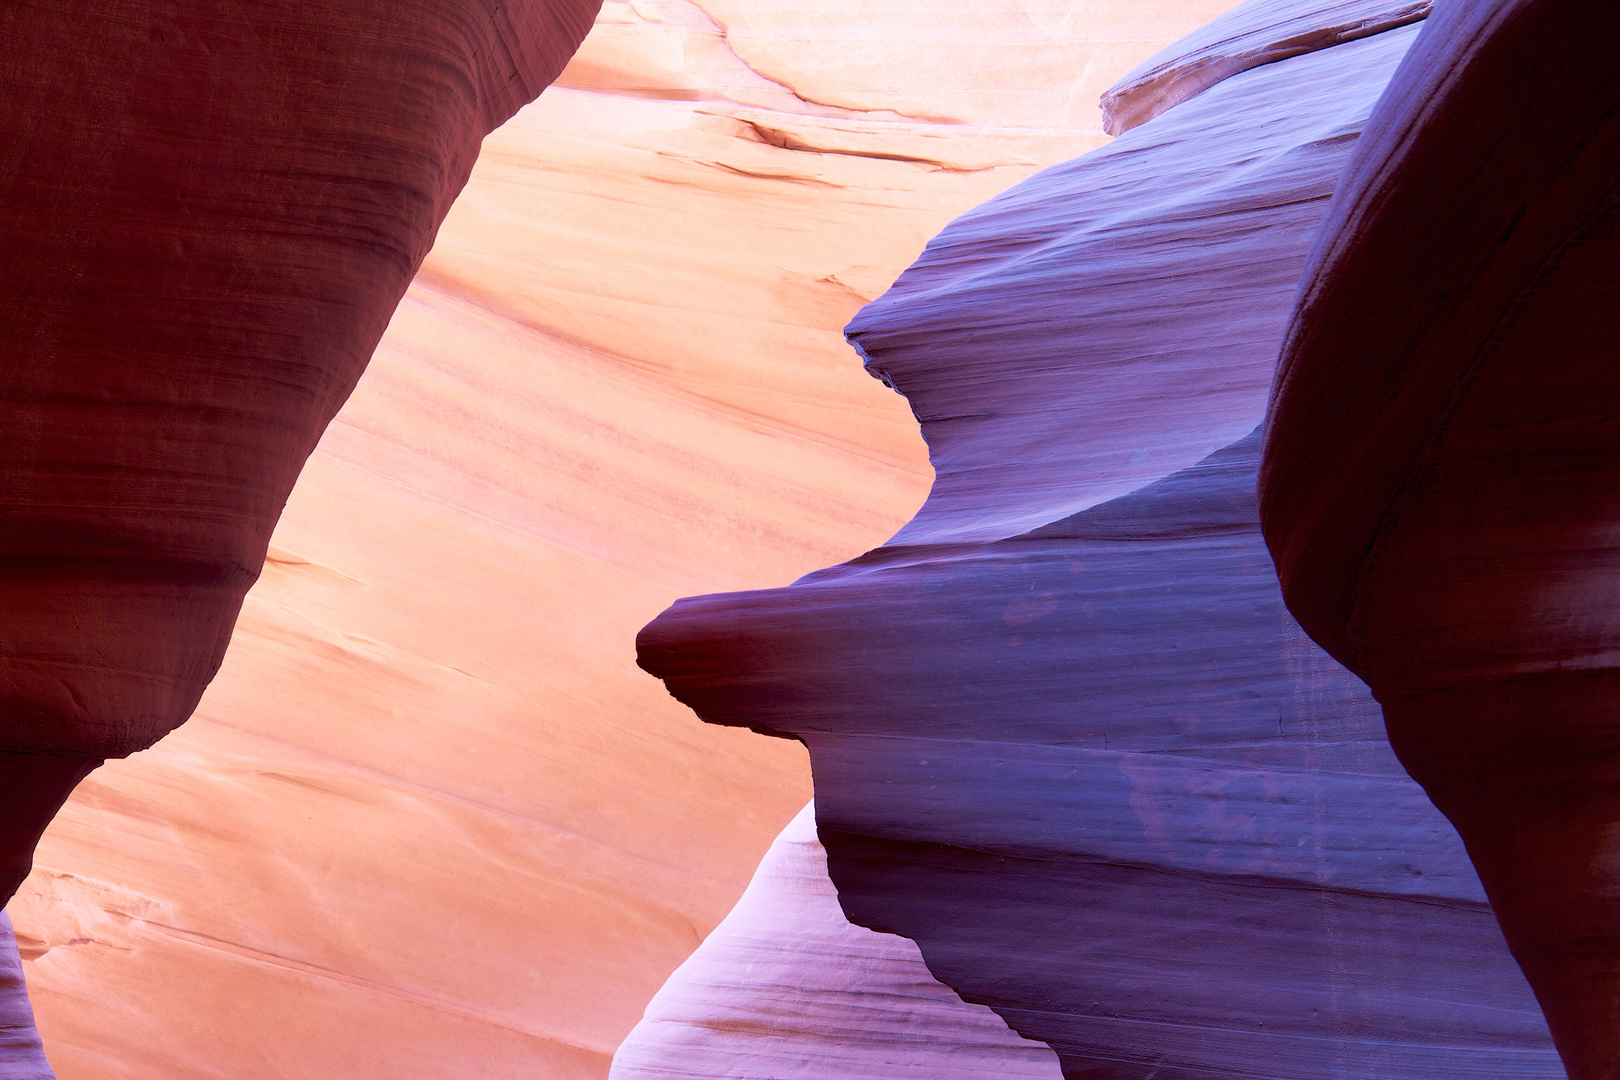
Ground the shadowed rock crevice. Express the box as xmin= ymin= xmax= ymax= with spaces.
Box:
xmin=1260 ymin=0 xmax=1620 ymax=1073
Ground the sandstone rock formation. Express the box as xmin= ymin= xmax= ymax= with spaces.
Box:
xmin=4 ymin=2 xmax=1241 ymax=1077
xmin=1099 ymin=0 xmax=1431 ymax=134
xmin=637 ymin=2 xmax=1569 ymax=1075
xmin=613 ymin=802 xmax=1062 ymax=1080
xmin=0 ymin=0 xmax=600 ymax=905
xmin=0 ymin=915 xmax=52 ymax=1080
xmin=1259 ymin=0 xmax=1620 ymax=1074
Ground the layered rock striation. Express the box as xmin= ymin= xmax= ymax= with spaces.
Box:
xmin=0 ymin=915 xmax=51 ymax=1080
xmin=613 ymin=801 xmax=1062 ymax=1080
xmin=1260 ymin=0 xmax=1620 ymax=1074
xmin=639 ymin=2 xmax=1567 ymax=1075
xmin=1099 ymin=0 xmax=1431 ymax=134
xmin=0 ymin=0 xmax=599 ymax=904
xmin=4 ymin=3 xmax=1252 ymax=1077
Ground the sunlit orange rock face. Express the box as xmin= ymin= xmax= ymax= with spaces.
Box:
xmin=3 ymin=1 xmax=1242 ymax=1078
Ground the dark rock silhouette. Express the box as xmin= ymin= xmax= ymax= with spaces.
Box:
xmin=1260 ymin=0 xmax=1620 ymax=1074
xmin=0 ymin=0 xmax=600 ymax=908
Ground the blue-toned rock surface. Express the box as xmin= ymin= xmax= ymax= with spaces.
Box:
xmin=1261 ymin=0 xmax=1620 ymax=1073
xmin=637 ymin=3 xmax=1566 ymax=1075
xmin=0 ymin=914 xmax=51 ymax=1080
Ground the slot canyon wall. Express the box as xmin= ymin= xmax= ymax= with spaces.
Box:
xmin=2 ymin=1 xmax=1247 ymax=1078
xmin=9 ymin=0 xmax=1611 ymax=1077
xmin=0 ymin=915 xmax=51 ymax=1080
xmin=631 ymin=0 xmax=1615 ymax=1076
xmin=1260 ymin=0 xmax=1620 ymax=1074
xmin=612 ymin=802 xmax=1065 ymax=1080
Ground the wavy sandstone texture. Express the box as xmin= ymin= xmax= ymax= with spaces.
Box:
xmin=0 ymin=0 xmax=600 ymax=897
xmin=0 ymin=915 xmax=51 ymax=1080
xmin=613 ymin=802 xmax=1062 ymax=1080
xmin=1259 ymin=0 xmax=1620 ymax=1075
xmin=639 ymin=3 xmax=1568 ymax=1076
xmin=5 ymin=2 xmax=1243 ymax=1078
xmin=1098 ymin=0 xmax=1431 ymax=135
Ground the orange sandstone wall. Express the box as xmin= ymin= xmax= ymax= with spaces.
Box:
xmin=9 ymin=2 xmax=1235 ymax=1077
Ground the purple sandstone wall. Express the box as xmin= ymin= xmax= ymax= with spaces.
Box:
xmin=637 ymin=2 xmax=1568 ymax=1076
xmin=1262 ymin=0 xmax=1620 ymax=1074
xmin=0 ymin=914 xmax=52 ymax=1080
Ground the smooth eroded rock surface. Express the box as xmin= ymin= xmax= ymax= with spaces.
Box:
xmin=845 ymin=20 xmax=1417 ymax=548
xmin=1099 ymin=0 xmax=1430 ymax=134
xmin=0 ymin=0 xmax=601 ymax=902
xmin=0 ymin=914 xmax=52 ymax=1080
xmin=639 ymin=9 xmax=1565 ymax=1077
xmin=644 ymin=432 xmax=1560 ymax=1078
xmin=1259 ymin=0 xmax=1620 ymax=1074
xmin=611 ymin=802 xmax=1062 ymax=1080
xmin=9 ymin=2 xmax=1244 ymax=1077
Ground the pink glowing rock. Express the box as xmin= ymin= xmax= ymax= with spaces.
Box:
xmin=0 ymin=3 xmax=597 ymax=1072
